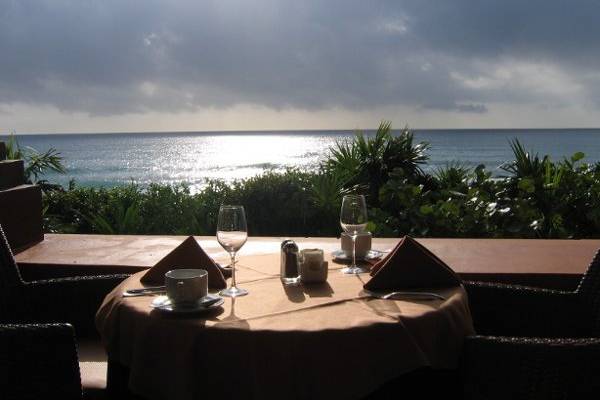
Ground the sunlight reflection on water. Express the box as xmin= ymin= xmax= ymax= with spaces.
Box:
xmin=7 ymin=129 xmax=600 ymax=191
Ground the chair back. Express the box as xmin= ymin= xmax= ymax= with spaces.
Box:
xmin=0 ymin=224 xmax=27 ymax=322
xmin=575 ymin=248 xmax=600 ymax=335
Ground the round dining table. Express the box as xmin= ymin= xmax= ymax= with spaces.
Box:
xmin=95 ymin=249 xmax=474 ymax=400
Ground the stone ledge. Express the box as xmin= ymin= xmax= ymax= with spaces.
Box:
xmin=0 ymin=184 xmax=43 ymax=252
xmin=15 ymin=234 xmax=600 ymax=290
xmin=0 ymin=159 xmax=25 ymax=190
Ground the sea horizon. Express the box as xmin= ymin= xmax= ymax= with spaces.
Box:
xmin=7 ymin=127 xmax=600 ymax=136
xmin=3 ymin=128 xmax=600 ymax=191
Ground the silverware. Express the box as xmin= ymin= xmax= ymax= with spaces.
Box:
xmin=197 ymin=296 xmax=223 ymax=308
xmin=365 ymin=290 xmax=446 ymax=301
xmin=123 ymin=291 xmax=166 ymax=297
xmin=151 ymin=295 xmax=224 ymax=309
xmin=126 ymin=286 xmax=166 ymax=293
xmin=123 ymin=286 xmax=166 ymax=297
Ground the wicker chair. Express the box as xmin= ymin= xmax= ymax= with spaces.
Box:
xmin=0 ymin=224 xmax=130 ymax=398
xmin=462 ymin=335 xmax=600 ymax=400
xmin=464 ymin=248 xmax=600 ymax=338
xmin=0 ymin=323 xmax=83 ymax=400
xmin=461 ymin=249 xmax=600 ymax=399
xmin=0 ymin=224 xmax=129 ymax=337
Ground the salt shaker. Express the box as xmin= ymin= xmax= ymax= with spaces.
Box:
xmin=280 ymin=240 xmax=301 ymax=285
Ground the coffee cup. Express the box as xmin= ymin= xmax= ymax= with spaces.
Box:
xmin=341 ymin=231 xmax=372 ymax=258
xmin=165 ymin=269 xmax=208 ymax=306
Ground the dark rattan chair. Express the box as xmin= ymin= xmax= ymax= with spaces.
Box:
xmin=462 ymin=335 xmax=600 ymax=400
xmin=462 ymin=249 xmax=600 ymax=399
xmin=0 ymin=224 xmax=129 ymax=337
xmin=0 ymin=224 xmax=130 ymax=398
xmin=0 ymin=323 xmax=83 ymax=400
xmin=464 ymin=248 xmax=600 ymax=338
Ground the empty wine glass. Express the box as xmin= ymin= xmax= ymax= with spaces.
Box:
xmin=217 ymin=205 xmax=248 ymax=297
xmin=340 ymin=194 xmax=369 ymax=274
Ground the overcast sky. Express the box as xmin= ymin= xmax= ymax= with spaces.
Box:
xmin=2 ymin=0 xmax=600 ymax=133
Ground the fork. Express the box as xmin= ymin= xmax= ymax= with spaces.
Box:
xmin=366 ymin=290 xmax=446 ymax=301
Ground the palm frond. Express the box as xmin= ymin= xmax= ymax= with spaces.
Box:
xmin=435 ymin=162 xmax=471 ymax=189
xmin=4 ymin=133 xmax=66 ymax=184
xmin=24 ymin=147 xmax=66 ymax=182
xmin=501 ymin=138 xmax=546 ymax=178
xmin=5 ymin=133 xmax=24 ymax=160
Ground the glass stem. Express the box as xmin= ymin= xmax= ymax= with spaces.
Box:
xmin=230 ymin=252 xmax=237 ymax=288
xmin=352 ymin=234 xmax=357 ymax=268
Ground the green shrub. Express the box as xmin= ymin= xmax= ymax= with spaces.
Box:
xmin=40 ymin=128 xmax=600 ymax=239
xmin=324 ymin=121 xmax=430 ymax=206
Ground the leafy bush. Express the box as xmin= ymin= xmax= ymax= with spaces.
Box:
xmin=40 ymin=123 xmax=600 ymax=238
xmin=324 ymin=121 xmax=430 ymax=205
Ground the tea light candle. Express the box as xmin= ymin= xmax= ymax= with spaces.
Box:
xmin=300 ymin=248 xmax=328 ymax=283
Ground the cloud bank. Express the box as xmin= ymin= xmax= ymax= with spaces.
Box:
xmin=1 ymin=0 xmax=600 ymax=130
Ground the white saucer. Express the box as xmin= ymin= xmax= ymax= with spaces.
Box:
xmin=150 ymin=294 xmax=224 ymax=314
xmin=331 ymin=249 xmax=384 ymax=262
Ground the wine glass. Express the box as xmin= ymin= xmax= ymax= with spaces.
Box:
xmin=340 ymin=194 xmax=369 ymax=274
xmin=217 ymin=205 xmax=248 ymax=297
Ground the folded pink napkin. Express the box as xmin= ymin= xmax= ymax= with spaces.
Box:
xmin=364 ymin=236 xmax=460 ymax=291
xmin=140 ymin=236 xmax=227 ymax=289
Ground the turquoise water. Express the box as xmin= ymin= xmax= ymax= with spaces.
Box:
xmin=3 ymin=129 xmax=600 ymax=190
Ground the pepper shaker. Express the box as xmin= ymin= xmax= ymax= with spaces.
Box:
xmin=280 ymin=240 xmax=301 ymax=285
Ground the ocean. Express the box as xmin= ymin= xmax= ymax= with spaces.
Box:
xmin=3 ymin=129 xmax=600 ymax=191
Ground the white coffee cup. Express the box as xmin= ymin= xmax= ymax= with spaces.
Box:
xmin=341 ymin=231 xmax=372 ymax=258
xmin=165 ymin=269 xmax=208 ymax=306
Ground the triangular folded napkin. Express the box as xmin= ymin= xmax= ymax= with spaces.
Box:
xmin=140 ymin=236 xmax=227 ymax=289
xmin=364 ymin=236 xmax=460 ymax=291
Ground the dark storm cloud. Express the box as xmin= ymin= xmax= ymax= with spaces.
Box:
xmin=1 ymin=0 xmax=599 ymax=116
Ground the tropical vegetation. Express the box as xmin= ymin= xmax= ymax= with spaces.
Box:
xmin=4 ymin=133 xmax=66 ymax=191
xmin=7 ymin=123 xmax=600 ymax=238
